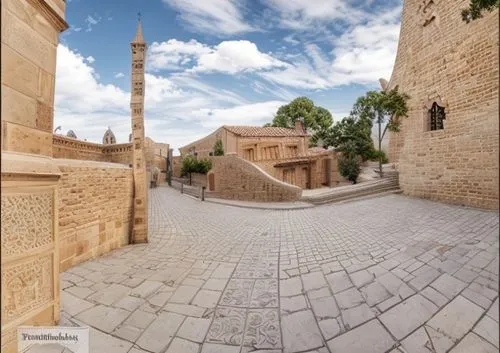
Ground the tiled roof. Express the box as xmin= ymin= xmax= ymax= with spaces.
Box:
xmin=223 ymin=125 xmax=308 ymax=137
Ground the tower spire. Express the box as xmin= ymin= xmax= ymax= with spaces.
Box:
xmin=132 ymin=13 xmax=145 ymax=43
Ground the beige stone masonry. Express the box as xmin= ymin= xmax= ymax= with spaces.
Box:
xmin=1 ymin=152 xmax=61 ymax=353
xmin=387 ymin=0 xmax=499 ymax=209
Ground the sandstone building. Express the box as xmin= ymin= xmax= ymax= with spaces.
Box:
xmin=179 ymin=121 xmax=338 ymax=190
xmin=386 ymin=0 xmax=499 ymax=209
xmin=1 ymin=3 xmax=157 ymax=350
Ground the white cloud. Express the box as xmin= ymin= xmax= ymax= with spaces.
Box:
xmin=86 ymin=56 xmax=95 ymax=64
xmin=148 ymin=39 xmax=286 ymax=75
xmin=55 ymin=44 xmax=281 ymax=149
xmin=114 ymin=72 xmax=125 ymax=78
xmin=258 ymin=5 xmax=401 ymax=89
xmin=191 ymin=101 xmax=285 ymax=129
xmin=264 ymin=0 xmax=366 ymax=30
xmin=192 ymin=41 xmax=286 ymax=74
xmin=148 ymin=39 xmax=211 ymax=71
xmin=162 ymin=0 xmax=254 ymax=35
xmin=85 ymin=15 xmax=100 ymax=32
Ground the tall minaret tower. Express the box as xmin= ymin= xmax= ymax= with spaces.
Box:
xmin=130 ymin=16 xmax=148 ymax=243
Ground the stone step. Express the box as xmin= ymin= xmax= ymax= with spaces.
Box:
xmin=301 ymin=180 xmax=399 ymax=203
xmin=302 ymin=183 xmax=401 ymax=205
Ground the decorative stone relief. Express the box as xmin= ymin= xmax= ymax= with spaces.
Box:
xmin=417 ymin=0 xmax=438 ymax=26
xmin=1 ymin=192 xmax=53 ymax=258
xmin=2 ymin=254 xmax=53 ymax=324
xmin=35 ymin=100 xmax=53 ymax=132
xmin=243 ymin=309 xmax=281 ymax=349
xmin=207 ymin=307 xmax=246 ymax=345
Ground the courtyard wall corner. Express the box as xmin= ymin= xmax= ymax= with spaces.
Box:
xmin=208 ymin=155 xmax=302 ymax=202
xmin=56 ymin=159 xmax=134 ymax=272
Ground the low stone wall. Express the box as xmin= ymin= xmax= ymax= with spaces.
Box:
xmin=56 ymin=159 xmax=134 ymax=272
xmin=208 ymin=155 xmax=302 ymax=202
xmin=189 ymin=173 xmax=208 ymax=187
xmin=53 ymin=135 xmax=133 ymax=165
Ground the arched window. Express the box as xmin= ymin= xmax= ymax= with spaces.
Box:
xmin=428 ymin=102 xmax=446 ymax=131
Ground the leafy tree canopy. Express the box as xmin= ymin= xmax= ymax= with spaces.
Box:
xmin=326 ymin=116 xmax=375 ymax=161
xmin=268 ymin=97 xmax=333 ymax=145
xmin=351 ymin=87 xmax=409 ymax=132
xmin=350 ymin=86 xmax=410 ymax=176
xmin=462 ymin=0 xmax=499 ymax=22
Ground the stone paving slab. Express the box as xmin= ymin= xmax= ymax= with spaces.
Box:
xmin=59 ymin=188 xmax=499 ymax=353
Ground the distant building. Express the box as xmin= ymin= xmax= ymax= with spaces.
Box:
xmin=179 ymin=121 xmax=338 ymax=190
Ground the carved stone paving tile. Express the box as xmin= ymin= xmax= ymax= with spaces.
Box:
xmin=243 ymin=309 xmax=281 ymax=349
xmin=2 ymin=254 xmax=53 ymax=324
xmin=234 ymin=261 xmax=278 ymax=279
xmin=1 ymin=192 xmax=53 ymax=257
xmin=206 ymin=307 xmax=246 ymax=345
xmin=250 ymin=279 xmax=278 ymax=308
xmin=220 ymin=279 xmax=254 ymax=307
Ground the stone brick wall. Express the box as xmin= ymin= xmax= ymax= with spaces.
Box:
xmin=1 ymin=0 xmax=68 ymax=351
xmin=56 ymin=159 xmax=134 ymax=272
xmin=172 ymin=156 xmax=182 ymax=178
xmin=208 ymin=155 xmax=302 ymax=202
xmin=387 ymin=0 xmax=499 ymax=209
xmin=179 ymin=127 xmax=236 ymax=158
xmin=53 ymin=135 xmax=108 ymax=161
xmin=254 ymin=152 xmax=338 ymax=189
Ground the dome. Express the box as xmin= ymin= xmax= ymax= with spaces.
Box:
xmin=66 ymin=130 xmax=77 ymax=139
xmin=103 ymin=127 xmax=116 ymax=145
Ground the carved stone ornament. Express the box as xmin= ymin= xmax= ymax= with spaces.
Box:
xmin=2 ymin=255 xmax=53 ymax=324
xmin=1 ymin=192 xmax=53 ymax=258
xmin=417 ymin=0 xmax=438 ymax=26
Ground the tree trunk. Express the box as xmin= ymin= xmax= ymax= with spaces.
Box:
xmin=189 ymin=173 xmax=192 ymax=186
xmin=378 ymin=117 xmax=383 ymax=178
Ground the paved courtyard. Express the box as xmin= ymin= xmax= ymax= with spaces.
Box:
xmin=60 ymin=187 xmax=499 ymax=353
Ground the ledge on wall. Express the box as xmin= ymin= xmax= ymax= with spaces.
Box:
xmin=1 ymin=151 xmax=61 ymax=178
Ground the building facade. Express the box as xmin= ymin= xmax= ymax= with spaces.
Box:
xmin=179 ymin=121 xmax=338 ymax=190
xmin=386 ymin=0 xmax=499 ymax=209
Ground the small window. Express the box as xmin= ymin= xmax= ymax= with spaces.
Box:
xmin=429 ymin=102 xmax=445 ymax=131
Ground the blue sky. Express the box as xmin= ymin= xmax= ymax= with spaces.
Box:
xmin=55 ymin=0 xmax=402 ymax=151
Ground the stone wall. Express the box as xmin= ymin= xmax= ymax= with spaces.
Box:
xmin=1 ymin=0 xmax=68 ymax=351
xmin=172 ymin=156 xmax=182 ymax=178
xmin=254 ymin=152 xmax=338 ymax=189
xmin=56 ymin=159 xmax=133 ymax=272
xmin=387 ymin=0 xmax=499 ymax=209
xmin=208 ymin=155 xmax=302 ymax=202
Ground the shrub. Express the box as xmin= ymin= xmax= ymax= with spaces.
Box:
xmin=338 ymin=153 xmax=362 ymax=184
xmin=213 ymin=139 xmax=224 ymax=156
xmin=369 ymin=150 xmax=389 ymax=164
xmin=337 ymin=140 xmax=362 ymax=184
xmin=181 ymin=156 xmax=212 ymax=177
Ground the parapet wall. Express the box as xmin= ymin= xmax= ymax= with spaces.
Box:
xmin=53 ymin=135 xmax=132 ymax=164
xmin=209 ymin=155 xmax=302 ymax=202
xmin=56 ymin=159 xmax=134 ymax=272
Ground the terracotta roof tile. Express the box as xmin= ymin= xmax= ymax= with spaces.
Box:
xmin=224 ymin=125 xmax=308 ymax=137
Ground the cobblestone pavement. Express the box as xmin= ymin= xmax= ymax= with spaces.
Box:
xmin=60 ymin=187 xmax=499 ymax=353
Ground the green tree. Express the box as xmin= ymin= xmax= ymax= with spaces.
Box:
xmin=351 ymin=87 xmax=409 ymax=177
xmin=268 ymin=97 xmax=333 ymax=145
xmin=213 ymin=139 xmax=224 ymax=156
xmin=326 ymin=115 xmax=375 ymax=161
xmin=337 ymin=140 xmax=362 ymax=184
xmin=462 ymin=0 xmax=499 ymax=22
xmin=181 ymin=156 xmax=212 ymax=185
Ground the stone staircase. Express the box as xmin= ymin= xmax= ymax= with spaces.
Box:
xmin=300 ymin=171 xmax=401 ymax=205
